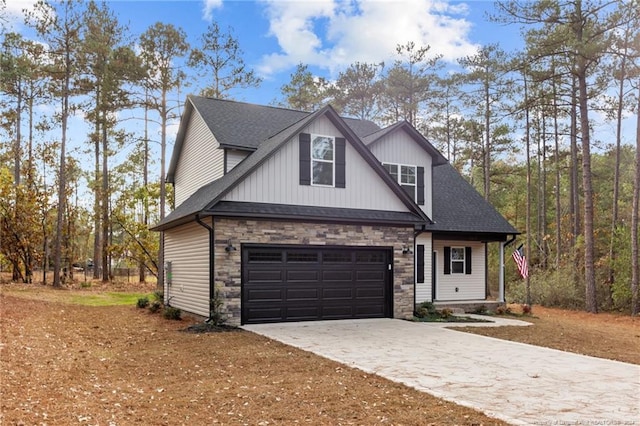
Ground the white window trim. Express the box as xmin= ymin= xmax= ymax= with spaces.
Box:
xmin=450 ymin=246 xmax=465 ymax=274
xmin=382 ymin=162 xmax=417 ymax=200
xmin=311 ymin=134 xmax=335 ymax=187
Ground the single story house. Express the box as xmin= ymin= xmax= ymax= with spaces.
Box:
xmin=151 ymin=96 xmax=518 ymax=325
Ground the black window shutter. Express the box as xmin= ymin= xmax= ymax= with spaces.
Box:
xmin=417 ymin=166 xmax=425 ymax=205
xmin=416 ymin=244 xmax=425 ymax=283
xmin=444 ymin=246 xmax=451 ymax=275
xmin=335 ymin=137 xmax=346 ymax=188
xmin=299 ymin=133 xmax=311 ymax=185
xmin=465 ymin=246 xmax=472 ymax=274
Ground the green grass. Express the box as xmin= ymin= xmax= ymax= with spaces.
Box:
xmin=69 ymin=292 xmax=152 ymax=306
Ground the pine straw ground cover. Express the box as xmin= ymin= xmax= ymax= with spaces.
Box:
xmin=452 ymin=304 xmax=640 ymax=365
xmin=0 ymin=284 xmax=505 ymax=426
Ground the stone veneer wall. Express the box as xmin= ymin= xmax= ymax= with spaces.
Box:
xmin=213 ymin=217 xmax=415 ymax=325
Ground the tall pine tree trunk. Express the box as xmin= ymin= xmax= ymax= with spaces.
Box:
xmin=577 ymin=59 xmax=598 ymax=313
xmin=631 ymin=86 xmax=639 ymax=316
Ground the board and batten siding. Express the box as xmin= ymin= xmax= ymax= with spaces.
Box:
xmin=226 ymin=149 xmax=250 ymax=173
xmin=222 ymin=116 xmax=408 ymax=212
xmin=164 ymin=220 xmax=210 ymax=317
xmin=174 ymin=108 xmax=224 ymax=207
xmin=368 ymin=132 xmax=433 ymax=218
xmin=414 ymin=233 xmax=433 ymax=303
xmin=433 ymin=240 xmax=485 ymax=301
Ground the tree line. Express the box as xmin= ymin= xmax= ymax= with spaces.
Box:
xmin=1 ymin=0 xmax=638 ymax=314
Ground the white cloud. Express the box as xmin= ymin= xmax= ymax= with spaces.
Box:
xmin=3 ymin=0 xmax=44 ymax=31
xmin=258 ymin=0 xmax=478 ymax=77
xmin=202 ymin=0 xmax=223 ymax=22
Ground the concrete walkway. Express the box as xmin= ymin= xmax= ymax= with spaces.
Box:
xmin=243 ymin=318 xmax=640 ymax=425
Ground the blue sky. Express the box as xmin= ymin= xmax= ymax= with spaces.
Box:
xmin=7 ymin=0 xmax=633 ymax=193
xmin=8 ymin=0 xmax=520 ymax=107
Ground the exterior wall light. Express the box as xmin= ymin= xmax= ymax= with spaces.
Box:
xmin=225 ymin=240 xmax=237 ymax=253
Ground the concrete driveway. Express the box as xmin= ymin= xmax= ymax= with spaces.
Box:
xmin=243 ymin=318 xmax=640 ymax=425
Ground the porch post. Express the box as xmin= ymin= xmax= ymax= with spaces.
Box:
xmin=499 ymin=242 xmax=505 ymax=303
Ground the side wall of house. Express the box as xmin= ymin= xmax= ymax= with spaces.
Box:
xmin=222 ymin=116 xmax=408 ymax=212
xmin=414 ymin=232 xmax=433 ymax=303
xmin=367 ymin=132 xmax=434 ymax=218
xmin=214 ymin=217 xmax=415 ymax=326
xmin=164 ymin=219 xmax=211 ymax=317
xmin=226 ymin=149 xmax=250 ymax=172
xmin=432 ymin=240 xmax=485 ymax=301
xmin=174 ymin=109 xmax=223 ymax=207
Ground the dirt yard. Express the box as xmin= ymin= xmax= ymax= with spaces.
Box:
xmin=1 ymin=284 xmax=638 ymax=425
xmin=0 ymin=284 xmax=506 ymax=425
xmin=453 ymin=304 xmax=640 ymax=365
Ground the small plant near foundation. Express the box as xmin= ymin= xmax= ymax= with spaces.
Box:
xmin=413 ymin=302 xmax=489 ymax=323
xmin=152 ymin=291 xmax=164 ymax=302
xmin=148 ymin=300 xmax=162 ymax=313
xmin=163 ymin=306 xmax=182 ymax=320
xmin=473 ymin=305 xmax=488 ymax=314
xmin=494 ymin=305 xmax=512 ymax=315
xmin=439 ymin=308 xmax=453 ymax=319
xmin=208 ymin=289 xmax=227 ymax=326
xmin=136 ymin=297 xmax=150 ymax=309
xmin=414 ymin=301 xmax=437 ymax=318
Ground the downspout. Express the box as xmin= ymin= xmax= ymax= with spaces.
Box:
xmin=500 ymin=234 xmax=517 ymax=303
xmin=196 ymin=214 xmax=215 ymax=322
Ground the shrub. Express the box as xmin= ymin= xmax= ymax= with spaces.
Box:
xmin=474 ymin=305 xmax=488 ymax=314
xmin=439 ymin=308 xmax=453 ymax=319
xmin=163 ymin=306 xmax=182 ymax=320
xmin=152 ymin=291 xmax=164 ymax=302
xmin=494 ymin=305 xmax=511 ymax=315
xmin=149 ymin=301 xmax=162 ymax=314
xmin=208 ymin=289 xmax=227 ymax=325
xmin=506 ymin=266 xmax=584 ymax=309
xmin=414 ymin=301 xmax=437 ymax=318
xmin=136 ymin=297 xmax=150 ymax=309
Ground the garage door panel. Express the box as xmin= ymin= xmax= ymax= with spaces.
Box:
xmin=356 ymin=287 xmax=385 ymax=298
xmin=322 ymin=270 xmax=353 ymax=281
xmin=246 ymin=288 xmax=283 ymax=302
xmin=286 ymin=270 xmax=319 ymax=282
xmin=322 ymin=287 xmax=354 ymax=299
xmin=286 ymin=288 xmax=319 ymax=300
xmin=243 ymin=246 xmax=391 ymax=324
xmin=356 ymin=270 xmax=386 ymax=282
xmin=285 ymin=306 xmax=320 ymax=320
xmin=245 ymin=307 xmax=284 ymax=322
xmin=321 ymin=305 xmax=354 ymax=318
xmin=247 ymin=269 xmax=283 ymax=282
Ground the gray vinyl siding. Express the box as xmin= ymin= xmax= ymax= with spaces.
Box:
xmin=433 ymin=240 xmax=485 ymax=301
xmin=222 ymin=116 xmax=408 ymax=212
xmin=415 ymin=233 xmax=433 ymax=303
xmin=174 ymin=109 xmax=224 ymax=207
xmin=368 ymin=132 xmax=433 ymax=218
xmin=226 ymin=149 xmax=249 ymax=172
xmin=164 ymin=220 xmax=210 ymax=317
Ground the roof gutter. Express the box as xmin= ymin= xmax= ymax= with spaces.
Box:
xmin=195 ymin=214 xmax=215 ymax=322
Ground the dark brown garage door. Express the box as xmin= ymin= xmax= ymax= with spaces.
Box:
xmin=242 ymin=246 xmax=392 ymax=324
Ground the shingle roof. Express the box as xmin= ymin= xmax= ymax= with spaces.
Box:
xmin=155 ymin=97 xmax=518 ymax=237
xmin=152 ymin=104 xmax=428 ymax=231
xmin=427 ymin=163 xmax=518 ymax=235
xmin=167 ymin=96 xmax=381 ymax=183
xmin=190 ymin=96 xmax=380 ymax=150
xmin=208 ymin=201 xmax=425 ymax=225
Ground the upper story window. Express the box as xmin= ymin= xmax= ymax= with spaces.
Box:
xmin=311 ymin=135 xmax=335 ymax=186
xmin=383 ymin=162 xmax=416 ymax=200
xmin=450 ymin=247 xmax=465 ymax=274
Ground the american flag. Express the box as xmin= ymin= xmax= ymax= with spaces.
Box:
xmin=512 ymin=244 xmax=528 ymax=279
